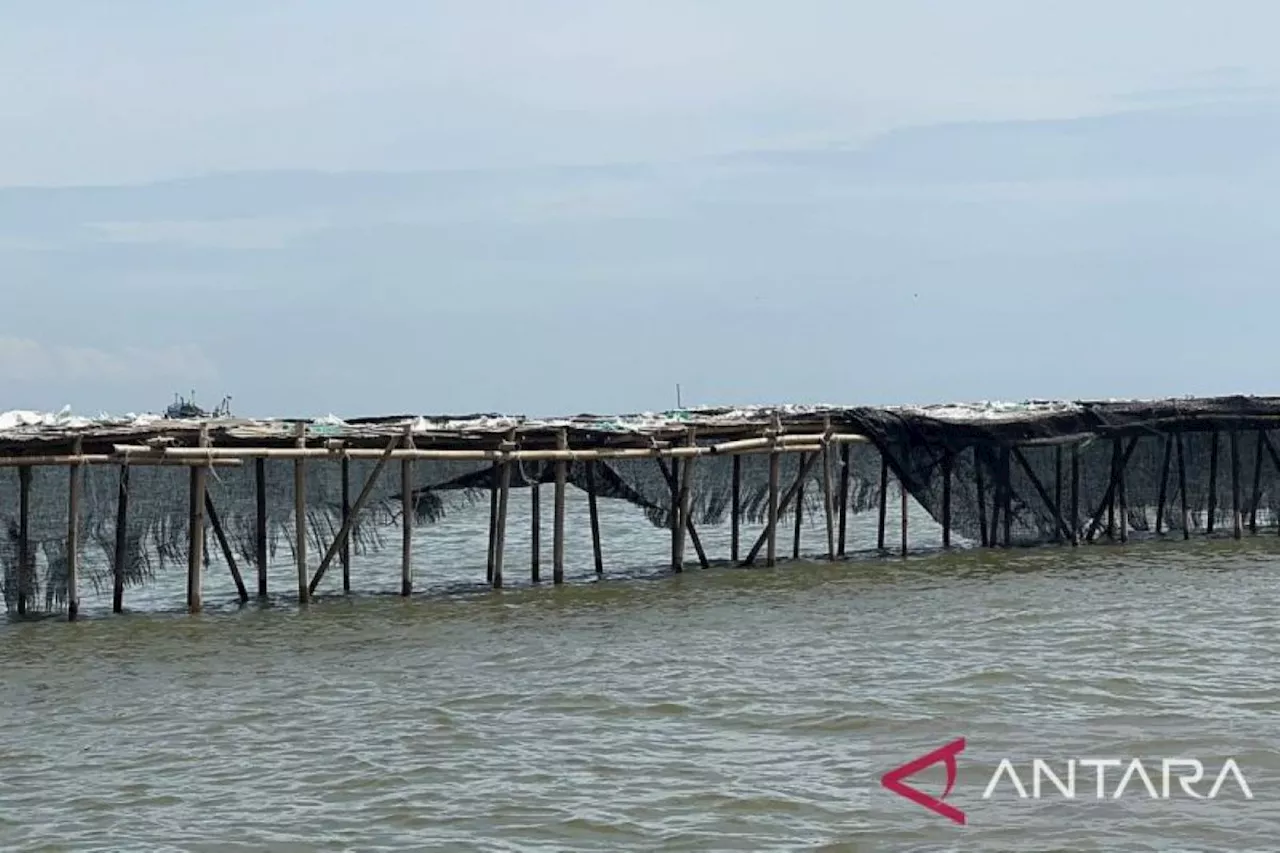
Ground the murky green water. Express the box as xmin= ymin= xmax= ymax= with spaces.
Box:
xmin=2 ymin=493 xmax=1278 ymax=851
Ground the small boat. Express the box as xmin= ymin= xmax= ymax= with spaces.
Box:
xmin=164 ymin=392 xmax=232 ymax=420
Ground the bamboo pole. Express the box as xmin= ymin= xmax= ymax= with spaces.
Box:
xmin=792 ymin=453 xmax=806 ymax=560
xmin=876 ymin=454 xmax=888 ymax=551
xmin=1116 ymin=440 xmax=1128 ymax=544
xmin=1177 ymin=432 xmax=1190 ymax=540
xmin=1070 ymin=443 xmax=1080 ymax=546
xmin=293 ymin=422 xmax=308 ymax=604
xmin=1231 ymin=428 xmax=1242 ymax=539
xmin=492 ymin=452 xmax=511 ymax=589
xmin=401 ymin=427 xmax=415 ymax=597
xmin=1053 ymin=446 xmax=1063 ymax=543
xmin=1250 ymin=429 xmax=1264 ymax=534
xmin=1207 ymin=430 xmax=1219 ymax=534
xmin=486 ymin=460 xmax=498 ymax=585
xmin=1155 ymin=434 xmax=1172 ymax=534
xmin=66 ymin=437 xmax=82 ymax=621
xmin=747 ymin=449 xmax=822 ymax=567
xmin=669 ymin=456 xmax=682 ymax=572
xmin=17 ymin=465 xmax=30 ymax=616
xmin=1085 ymin=437 xmax=1140 ymax=542
xmin=1012 ymin=447 xmax=1072 ymax=542
xmin=975 ymin=448 xmax=988 ymax=547
xmin=0 ymin=454 xmax=241 ymax=467
xmin=308 ymin=436 xmax=399 ymax=594
xmin=675 ymin=431 xmax=696 ymax=570
xmin=837 ymin=443 xmax=850 ymax=557
xmin=941 ymin=449 xmax=952 ymax=548
xmin=341 ymin=455 xmax=351 ymax=593
xmin=730 ymin=454 xmax=742 ymax=563
xmin=900 ymin=475 xmax=909 ymax=557
xmin=531 ymin=477 xmax=542 ymax=583
xmin=586 ymin=461 xmax=603 ymax=576
xmin=822 ymin=430 xmax=836 ymax=561
xmin=206 ymin=493 xmax=249 ymax=603
xmin=553 ymin=429 xmax=567 ymax=585
xmin=188 ymin=426 xmax=208 ymax=614
xmin=1001 ymin=446 xmax=1012 ymax=548
xmin=255 ymin=458 xmax=268 ymax=597
xmin=988 ymin=449 xmax=1001 ymax=548
xmin=113 ymin=463 xmax=129 ymax=613
xmin=136 ymin=442 xmax=824 ymax=463
xmin=766 ymin=428 xmax=780 ymax=568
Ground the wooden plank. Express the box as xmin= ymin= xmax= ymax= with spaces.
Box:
xmin=308 ymin=436 xmax=399 ymax=594
xmin=113 ymin=463 xmax=129 ymax=613
xmin=206 ymin=493 xmax=249 ymax=603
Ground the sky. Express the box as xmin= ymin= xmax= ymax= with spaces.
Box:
xmin=1 ymin=1 xmax=1279 ymax=417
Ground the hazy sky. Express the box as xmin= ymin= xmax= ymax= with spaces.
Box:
xmin=2 ymin=1 xmax=1278 ymax=417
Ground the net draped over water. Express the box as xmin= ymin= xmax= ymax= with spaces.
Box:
xmin=4 ymin=395 xmax=1280 ymax=613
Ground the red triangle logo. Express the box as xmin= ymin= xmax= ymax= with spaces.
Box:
xmin=881 ymin=737 xmax=966 ymax=825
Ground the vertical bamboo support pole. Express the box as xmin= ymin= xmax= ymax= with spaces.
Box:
xmin=900 ymin=474 xmax=909 ymax=557
xmin=113 ymin=463 xmax=130 ymax=613
xmin=1176 ymin=433 xmax=1190 ymax=539
xmin=1207 ymin=429 xmax=1219 ymax=534
xmin=876 ymin=453 xmax=888 ymax=551
xmin=766 ymin=426 xmax=780 ymax=568
xmin=492 ymin=448 xmax=512 ymax=589
xmin=401 ymin=426 xmax=414 ymax=597
xmin=941 ymin=450 xmax=952 ymax=549
xmin=553 ymin=429 xmax=567 ymax=585
xmin=1229 ymin=428 xmax=1242 ymax=539
xmin=730 ymin=454 xmax=742 ymax=562
xmin=837 ymin=443 xmax=851 ymax=557
xmin=675 ymin=431 xmax=695 ymax=571
xmin=792 ymin=452 xmax=805 ymax=560
xmin=293 ymin=422 xmax=308 ymax=604
xmin=341 ymin=455 xmax=351 ymax=593
xmin=1052 ymin=446 xmax=1063 ymax=543
xmin=975 ymin=448 xmax=988 ymax=547
xmin=486 ymin=460 xmax=498 ymax=584
xmin=17 ymin=464 xmax=31 ymax=616
xmin=1070 ymin=444 xmax=1080 ymax=546
xmin=255 ymin=458 xmax=268 ymax=597
xmin=531 ymin=475 xmax=542 ymax=582
xmin=1250 ymin=429 xmax=1264 ymax=534
xmin=669 ymin=456 xmax=682 ymax=572
xmin=1106 ymin=439 xmax=1119 ymax=540
xmin=586 ymin=461 xmax=603 ymax=576
xmin=988 ymin=450 xmax=1002 ymax=548
xmin=1117 ymin=444 xmax=1128 ymax=544
xmin=187 ymin=426 xmax=209 ymax=614
xmin=999 ymin=447 xmax=1012 ymax=547
xmin=822 ymin=428 xmax=836 ymax=561
xmin=66 ymin=438 xmax=82 ymax=621
xmin=1155 ymin=434 xmax=1172 ymax=534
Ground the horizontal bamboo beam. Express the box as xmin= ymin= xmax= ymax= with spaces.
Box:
xmin=112 ymin=443 xmax=828 ymax=462
xmin=708 ymin=433 xmax=868 ymax=454
xmin=0 ymin=454 xmax=243 ymax=467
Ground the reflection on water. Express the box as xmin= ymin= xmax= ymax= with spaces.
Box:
xmin=2 ymin=494 xmax=1278 ymax=851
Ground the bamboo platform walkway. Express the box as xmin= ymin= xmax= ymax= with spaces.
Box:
xmin=3 ymin=395 xmax=1280 ymax=620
